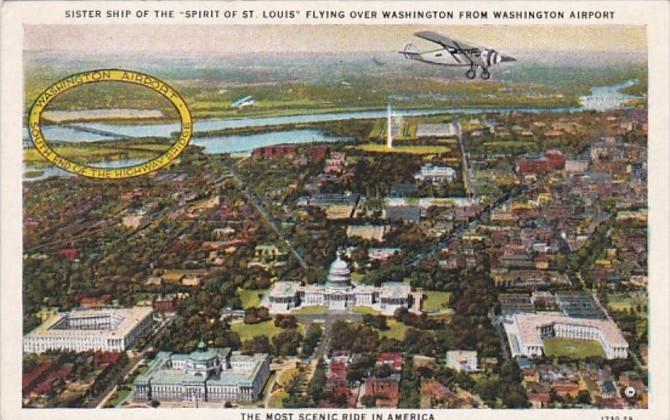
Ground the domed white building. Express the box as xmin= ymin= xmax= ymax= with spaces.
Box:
xmin=265 ymin=253 xmax=416 ymax=315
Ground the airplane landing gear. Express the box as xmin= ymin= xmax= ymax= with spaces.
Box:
xmin=481 ymin=69 xmax=491 ymax=80
xmin=465 ymin=68 xmax=476 ymax=79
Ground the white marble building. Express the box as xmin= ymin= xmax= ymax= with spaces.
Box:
xmin=134 ymin=341 xmax=270 ymax=403
xmin=266 ymin=253 xmax=414 ymax=315
xmin=503 ymin=312 xmax=629 ymax=360
xmin=23 ymin=307 xmax=153 ymax=353
xmin=414 ymin=164 xmax=456 ymax=184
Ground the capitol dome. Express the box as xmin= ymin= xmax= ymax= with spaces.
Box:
xmin=326 ymin=252 xmax=351 ymax=288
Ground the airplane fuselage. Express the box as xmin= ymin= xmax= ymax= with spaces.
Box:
xmin=401 ymin=31 xmax=515 ymax=80
xmin=415 ymin=48 xmax=503 ymax=68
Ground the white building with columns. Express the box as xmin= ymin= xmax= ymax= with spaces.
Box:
xmin=134 ymin=341 xmax=270 ymax=403
xmin=23 ymin=307 xmax=153 ymax=353
xmin=266 ymin=253 xmax=415 ymax=315
xmin=503 ymin=312 xmax=628 ymax=360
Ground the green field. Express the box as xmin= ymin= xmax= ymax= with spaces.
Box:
xmin=276 ymin=367 xmax=299 ymax=387
xmin=607 ymin=292 xmax=648 ymax=314
xmin=543 ymin=338 xmax=605 ymax=359
xmin=351 ymin=272 xmax=365 ymax=282
xmin=107 ymin=388 xmax=131 ymax=407
xmin=357 ymin=144 xmax=450 ymax=155
xmin=421 ymin=290 xmax=452 ymax=313
xmin=368 ymin=119 xmax=418 ymax=141
xmin=352 ymin=306 xmax=382 ymax=315
xmin=238 ymin=288 xmax=267 ymax=309
xmin=268 ymin=390 xmax=287 ymax=408
xmin=23 ymin=141 xmax=170 ymax=168
xmin=379 ymin=319 xmax=410 ymax=340
xmin=292 ymin=306 xmax=328 ymax=315
xmin=231 ymin=319 xmax=283 ymax=341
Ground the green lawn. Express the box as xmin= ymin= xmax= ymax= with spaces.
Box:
xmin=292 ymin=306 xmax=328 ymax=315
xmin=379 ymin=320 xmax=409 ymax=340
xmin=107 ymin=387 xmax=131 ymax=407
xmin=352 ymin=306 xmax=382 ymax=315
xmin=543 ymin=338 xmax=605 ymax=359
xmin=351 ymin=272 xmax=365 ymax=282
xmin=231 ymin=320 xmax=283 ymax=341
xmin=268 ymin=390 xmax=287 ymax=408
xmin=277 ymin=367 xmax=299 ymax=387
xmin=238 ymin=288 xmax=267 ymax=309
xmin=421 ymin=290 xmax=452 ymax=313
xmin=607 ymin=292 xmax=648 ymax=314
xmin=24 ymin=142 xmax=167 ymax=167
xmin=356 ymin=144 xmax=450 ymax=155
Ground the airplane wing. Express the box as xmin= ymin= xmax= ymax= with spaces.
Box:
xmin=414 ymin=31 xmax=480 ymax=53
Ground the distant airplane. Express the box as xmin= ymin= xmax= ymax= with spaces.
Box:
xmin=232 ymin=95 xmax=256 ymax=109
xmin=401 ymin=31 xmax=516 ymax=80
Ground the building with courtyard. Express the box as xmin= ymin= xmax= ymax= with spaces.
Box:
xmin=265 ymin=253 xmax=416 ymax=315
xmin=23 ymin=306 xmax=153 ymax=353
xmin=503 ymin=312 xmax=628 ymax=360
xmin=134 ymin=341 xmax=270 ymax=403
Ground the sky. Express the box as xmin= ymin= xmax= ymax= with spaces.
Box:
xmin=24 ymin=25 xmax=646 ymax=56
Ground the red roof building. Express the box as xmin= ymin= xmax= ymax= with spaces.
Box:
xmin=58 ymin=248 xmax=79 ymax=261
xmin=528 ymin=392 xmax=551 ymax=408
xmin=362 ymin=376 xmax=400 ymax=408
xmin=327 ymin=361 xmax=348 ymax=389
xmin=80 ymin=294 xmax=112 ymax=308
xmin=153 ymin=296 xmax=178 ymax=312
xmin=516 ymin=150 xmax=566 ymax=176
xmin=92 ymin=351 xmax=123 ymax=367
xmin=307 ymin=146 xmax=328 ymax=161
xmin=32 ymin=379 xmax=56 ymax=396
xmin=544 ymin=150 xmax=566 ymax=170
xmin=252 ymin=144 xmax=298 ymax=159
xmin=22 ymin=362 xmax=52 ymax=396
xmin=376 ymin=353 xmax=404 ymax=372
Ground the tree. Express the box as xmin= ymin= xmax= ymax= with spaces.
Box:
xmin=474 ymin=378 xmax=499 ymax=405
xmin=272 ymin=329 xmax=303 ymax=356
xmin=242 ymin=336 xmax=272 ymax=354
xmin=274 ymin=314 xmax=298 ymax=329
xmin=307 ymin=358 xmax=328 ymax=404
xmin=374 ymin=363 xmax=394 ymax=378
xmin=398 ymin=357 xmax=420 ymax=408
xmin=363 ymin=314 xmax=388 ymax=330
xmin=301 ymin=323 xmax=322 ymax=357
xmin=577 ymin=390 xmax=592 ymax=405
xmin=501 ymin=383 xmax=529 ymax=408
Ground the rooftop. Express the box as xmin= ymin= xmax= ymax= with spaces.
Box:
xmin=25 ymin=306 xmax=153 ymax=339
xmin=512 ymin=313 xmax=627 ymax=348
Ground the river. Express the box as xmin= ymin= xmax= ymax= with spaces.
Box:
xmin=579 ymin=79 xmax=640 ymax=111
xmin=23 ymin=80 xmax=642 ymax=180
xmin=23 ymin=158 xmax=148 ymax=182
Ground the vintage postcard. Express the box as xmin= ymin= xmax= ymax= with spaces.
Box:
xmin=1 ymin=1 xmax=669 ymax=420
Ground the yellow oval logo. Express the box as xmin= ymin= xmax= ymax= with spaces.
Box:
xmin=28 ymin=69 xmax=192 ymax=179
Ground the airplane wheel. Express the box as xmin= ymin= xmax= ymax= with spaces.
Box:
xmin=481 ymin=70 xmax=491 ymax=80
xmin=465 ymin=69 xmax=476 ymax=79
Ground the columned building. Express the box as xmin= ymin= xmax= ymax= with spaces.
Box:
xmin=503 ymin=313 xmax=628 ymax=360
xmin=134 ymin=341 xmax=270 ymax=403
xmin=23 ymin=307 xmax=153 ymax=353
xmin=266 ymin=253 xmax=415 ymax=315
